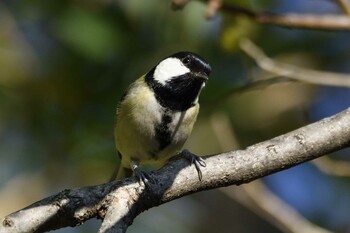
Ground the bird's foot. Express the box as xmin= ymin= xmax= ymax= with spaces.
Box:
xmin=134 ymin=167 xmax=154 ymax=186
xmin=181 ymin=149 xmax=206 ymax=181
xmin=131 ymin=161 xmax=154 ymax=187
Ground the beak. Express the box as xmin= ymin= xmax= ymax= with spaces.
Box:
xmin=192 ymin=72 xmax=209 ymax=82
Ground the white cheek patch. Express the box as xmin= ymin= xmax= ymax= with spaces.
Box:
xmin=153 ymin=58 xmax=190 ymax=85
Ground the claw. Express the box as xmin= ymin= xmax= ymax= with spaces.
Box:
xmin=134 ymin=168 xmax=154 ymax=186
xmin=131 ymin=160 xmax=154 ymax=187
xmin=181 ymin=149 xmax=206 ymax=181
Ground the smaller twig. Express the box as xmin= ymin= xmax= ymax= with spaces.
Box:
xmin=254 ymin=13 xmax=350 ymax=30
xmin=334 ymin=0 xmax=350 ymax=16
xmin=312 ymin=156 xmax=350 ymax=177
xmin=239 ymin=38 xmax=350 ymax=88
xmin=219 ymin=2 xmax=350 ymax=30
xmin=172 ymin=0 xmax=350 ymax=30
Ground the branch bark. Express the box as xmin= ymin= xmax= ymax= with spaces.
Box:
xmin=1 ymin=108 xmax=350 ymax=233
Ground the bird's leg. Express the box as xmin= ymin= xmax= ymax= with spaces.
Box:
xmin=180 ymin=149 xmax=206 ymax=181
xmin=130 ymin=160 xmax=154 ymax=186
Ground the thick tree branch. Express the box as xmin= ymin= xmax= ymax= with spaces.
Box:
xmin=1 ymin=108 xmax=350 ymax=233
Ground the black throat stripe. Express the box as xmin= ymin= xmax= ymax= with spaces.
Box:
xmin=155 ymin=112 xmax=173 ymax=153
xmin=145 ymin=68 xmax=203 ymax=111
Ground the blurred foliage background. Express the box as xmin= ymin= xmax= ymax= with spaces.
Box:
xmin=1 ymin=0 xmax=350 ymax=232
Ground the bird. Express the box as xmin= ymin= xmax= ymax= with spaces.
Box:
xmin=111 ymin=51 xmax=211 ymax=185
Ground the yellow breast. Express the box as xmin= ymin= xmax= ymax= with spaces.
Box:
xmin=115 ymin=76 xmax=199 ymax=168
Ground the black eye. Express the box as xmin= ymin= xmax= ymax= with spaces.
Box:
xmin=182 ymin=56 xmax=191 ymax=65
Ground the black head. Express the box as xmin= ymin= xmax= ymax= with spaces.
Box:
xmin=145 ymin=51 xmax=211 ymax=111
xmin=171 ymin=51 xmax=211 ymax=79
